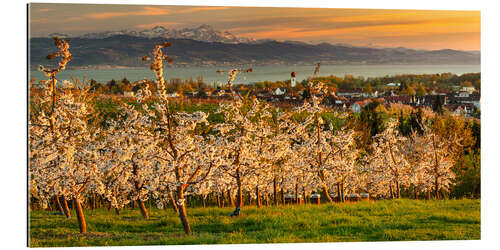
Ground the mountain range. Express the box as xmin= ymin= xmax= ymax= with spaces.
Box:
xmin=31 ymin=25 xmax=480 ymax=69
xmin=47 ymin=24 xmax=256 ymax=44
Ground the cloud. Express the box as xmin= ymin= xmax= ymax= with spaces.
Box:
xmin=64 ymin=5 xmax=230 ymax=22
xmin=30 ymin=4 xmax=479 ymax=50
xmin=230 ymin=13 xmax=479 ymax=50
xmin=135 ymin=22 xmax=181 ymax=29
xmin=222 ymin=10 xmax=479 ymax=49
xmin=220 ymin=12 xmax=479 ymax=35
xmin=30 ymin=18 xmax=49 ymax=24
xmin=66 ymin=7 xmax=169 ymax=21
xmin=175 ymin=6 xmax=232 ymax=14
xmin=363 ymin=32 xmax=481 ymax=50
xmin=37 ymin=8 xmax=53 ymax=12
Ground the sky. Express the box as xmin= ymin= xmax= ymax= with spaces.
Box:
xmin=29 ymin=3 xmax=480 ymax=51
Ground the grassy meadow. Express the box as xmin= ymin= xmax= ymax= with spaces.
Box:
xmin=29 ymin=199 xmax=480 ymax=247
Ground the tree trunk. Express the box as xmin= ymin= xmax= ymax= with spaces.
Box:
xmin=177 ymin=186 xmax=192 ymax=235
xmin=55 ymin=196 xmax=64 ymax=215
xmin=273 ymin=177 xmax=278 ymax=206
xmin=62 ymin=198 xmax=71 ymax=218
xmin=202 ymin=195 xmax=207 ymax=208
xmin=434 ymin=179 xmax=440 ymax=200
xmin=236 ymin=168 xmax=243 ymax=208
xmin=322 ymin=183 xmax=334 ymax=203
xmin=45 ymin=199 xmax=53 ymax=211
xmin=217 ymin=193 xmax=221 ymax=208
xmin=340 ymin=183 xmax=345 ymax=203
xmin=221 ymin=194 xmax=225 ymax=208
xmin=167 ymin=186 xmax=179 ymax=213
xmin=92 ymin=193 xmax=96 ymax=210
xmin=115 ymin=208 xmax=120 ymax=215
xmin=74 ymin=198 xmax=87 ymax=233
xmin=295 ymin=183 xmax=299 ymax=204
xmin=137 ymin=199 xmax=149 ymax=219
xmin=389 ymin=185 xmax=394 ymax=199
xmin=256 ymin=187 xmax=262 ymax=208
xmin=228 ymin=189 xmax=235 ymax=207
xmin=281 ymin=189 xmax=285 ymax=205
xmin=396 ymin=181 xmax=401 ymax=199
xmin=336 ymin=183 xmax=341 ymax=202
xmin=303 ymin=186 xmax=306 ymax=205
xmin=247 ymin=191 xmax=252 ymax=206
xmin=96 ymin=196 xmax=101 ymax=209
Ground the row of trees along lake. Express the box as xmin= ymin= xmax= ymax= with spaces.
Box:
xmin=30 ymin=71 xmax=479 ymax=97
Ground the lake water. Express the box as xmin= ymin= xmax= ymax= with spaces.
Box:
xmin=29 ymin=64 xmax=480 ymax=85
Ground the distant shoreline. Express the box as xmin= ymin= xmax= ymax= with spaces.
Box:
xmin=29 ymin=62 xmax=481 ymax=72
xmin=29 ymin=64 xmax=481 ymax=85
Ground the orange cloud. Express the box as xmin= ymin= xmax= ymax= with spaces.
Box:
xmin=175 ymin=6 xmax=232 ymax=14
xmin=29 ymin=17 xmax=49 ymax=24
xmin=328 ymin=16 xmax=480 ymax=37
xmin=66 ymin=7 xmax=169 ymax=21
xmin=231 ymin=9 xmax=479 ymax=46
xmin=135 ymin=22 xmax=181 ymax=29
xmin=37 ymin=8 xmax=52 ymax=12
xmin=323 ymin=10 xmax=477 ymax=23
xmin=234 ymin=14 xmax=480 ymax=50
xmin=235 ymin=27 xmax=307 ymax=40
xmin=30 ymin=4 xmax=480 ymax=50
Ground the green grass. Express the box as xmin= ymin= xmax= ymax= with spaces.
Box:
xmin=29 ymin=199 xmax=480 ymax=247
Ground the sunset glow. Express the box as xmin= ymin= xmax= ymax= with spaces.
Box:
xmin=29 ymin=3 xmax=480 ymax=50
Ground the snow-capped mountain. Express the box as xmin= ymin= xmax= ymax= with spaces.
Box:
xmin=74 ymin=24 xmax=256 ymax=44
xmin=47 ymin=32 xmax=70 ymax=38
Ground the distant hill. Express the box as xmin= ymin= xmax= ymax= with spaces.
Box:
xmin=29 ymin=35 xmax=480 ymax=69
xmin=44 ymin=24 xmax=256 ymax=44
